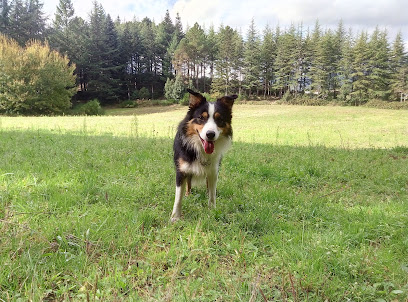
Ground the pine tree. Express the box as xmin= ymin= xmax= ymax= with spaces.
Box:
xmin=292 ymin=23 xmax=307 ymax=95
xmin=7 ymin=0 xmax=46 ymax=45
xmin=367 ymin=28 xmax=392 ymax=100
xmin=86 ymin=2 xmax=122 ymax=103
xmin=300 ymin=28 xmax=313 ymax=93
xmin=331 ymin=20 xmax=346 ymax=98
xmin=204 ymin=25 xmax=217 ymax=88
xmin=156 ymin=10 xmax=175 ymax=78
xmin=314 ymin=30 xmax=337 ymax=97
xmin=174 ymin=12 xmax=184 ymax=42
xmin=274 ymin=25 xmax=297 ymax=96
xmin=0 ymin=0 xmax=10 ymax=33
xmin=49 ymin=0 xmax=75 ymax=55
xmin=338 ymin=28 xmax=354 ymax=102
xmin=211 ymin=25 xmax=242 ymax=95
xmin=390 ymin=31 xmax=408 ymax=101
xmin=260 ymin=24 xmax=275 ymax=97
xmin=243 ymin=19 xmax=261 ymax=97
xmin=351 ymin=31 xmax=371 ymax=104
xmin=308 ymin=20 xmax=322 ymax=93
xmin=185 ymin=22 xmax=206 ymax=89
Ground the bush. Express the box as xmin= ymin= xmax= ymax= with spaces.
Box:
xmin=138 ymin=87 xmax=150 ymax=99
xmin=277 ymin=93 xmax=328 ymax=106
xmin=0 ymin=35 xmax=76 ymax=115
xmin=120 ymin=100 xmax=138 ymax=108
xmin=180 ymin=92 xmax=190 ymax=105
xmin=280 ymin=90 xmax=294 ymax=103
xmin=165 ymin=75 xmax=185 ymax=102
xmin=73 ymin=99 xmax=104 ymax=115
xmin=363 ymin=99 xmax=408 ymax=110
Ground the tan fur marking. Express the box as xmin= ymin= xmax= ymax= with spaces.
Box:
xmin=186 ymin=120 xmax=204 ymax=137
xmin=178 ymin=158 xmax=186 ymax=168
xmin=202 ymin=112 xmax=208 ymax=119
xmin=220 ymin=122 xmax=232 ymax=136
xmin=214 ymin=112 xmax=220 ymax=119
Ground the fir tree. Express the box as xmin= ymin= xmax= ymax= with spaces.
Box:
xmin=274 ymin=24 xmax=297 ymax=96
xmin=260 ymin=24 xmax=275 ymax=97
xmin=338 ymin=28 xmax=354 ymax=101
xmin=212 ymin=25 xmax=242 ymax=95
xmin=86 ymin=2 xmax=122 ymax=103
xmin=0 ymin=0 xmax=10 ymax=33
xmin=351 ymin=31 xmax=371 ymax=104
xmin=367 ymin=28 xmax=392 ymax=100
xmin=49 ymin=0 xmax=75 ymax=55
xmin=243 ymin=19 xmax=261 ymax=96
xmin=8 ymin=0 xmax=46 ymax=45
xmin=390 ymin=31 xmax=408 ymax=100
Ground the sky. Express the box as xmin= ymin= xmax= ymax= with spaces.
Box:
xmin=42 ymin=0 xmax=408 ymax=43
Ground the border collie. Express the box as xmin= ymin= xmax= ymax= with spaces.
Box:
xmin=171 ymin=89 xmax=237 ymax=222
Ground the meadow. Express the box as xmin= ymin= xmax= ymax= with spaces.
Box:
xmin=0 ymin=104 xmax=407 ymax=301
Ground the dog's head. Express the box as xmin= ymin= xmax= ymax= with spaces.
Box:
xmin=185 ymin=89 xmax=237 ymax=154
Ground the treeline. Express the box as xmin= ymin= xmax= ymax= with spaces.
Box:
xmin=1 ymin=0 xmax=408 ymax=107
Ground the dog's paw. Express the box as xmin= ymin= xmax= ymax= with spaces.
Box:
xmin=170 ymin=216 xmax=180 ymax=223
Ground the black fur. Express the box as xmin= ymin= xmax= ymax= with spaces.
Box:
xmin=173 ymin=99 xmax=208 ymax=186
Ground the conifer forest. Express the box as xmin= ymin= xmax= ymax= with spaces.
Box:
xmin=1 ymin=0 xmax=408 ymax=110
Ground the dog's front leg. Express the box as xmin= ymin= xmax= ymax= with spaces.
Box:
xmin=207 ymin=171 xmax=218 ymax=208
xmin=171 ymin=172 xmax=186 ymax=222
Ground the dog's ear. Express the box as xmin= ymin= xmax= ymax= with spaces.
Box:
xmin=218 ymin=94 xmax=238 ymax=110
xmin=187 ymin=89 xmax=206 ymax=109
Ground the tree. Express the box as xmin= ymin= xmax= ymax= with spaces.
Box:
xmin=205 ymin=25 xmax=217 ymax=86
xmin=49 ymin=0 xmax=75 ymax=54
xmin=155 ymin=10 xmax=175 ymax=78
xmin=0 ymin=34 xmax=76 ymax=114
xmin=0 ymin=0 xmax=10 ymax=33
xmin=7 ymin=0 xmax=46 ymax=45
xmin=314 ymin=30 xmax=338 ymax=96
xmin=390 ymin=31 xmax=408 ymax=101
xmin=185 ymin=23 xmax=206 ymax=89
xmin=350 ymin=31 xmax=371 ymax=104
xmin=260 ymin=24 xmax=275 ymax=97
xmin=164 ymin=74 xmax=184 ymax=101
xmin=211 ymin=25 xmax=242 ymax=95
xmin=243 ymin=19 xmax=261 ymax=96
xmin=86 ymin=2 xmax=123 ymax=103
xmin=308 ymin=20 xmax=322 ymax=93
xmin=274 ymin=24 xmax=297 ymax=96
xmin=338 ymin=28 xmax=354 ymax=102
xmin=367 ymin=28 xmax=392 ymax=100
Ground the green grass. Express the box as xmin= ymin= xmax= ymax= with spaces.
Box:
xmin=1 ymin=105 xmax=408 ymax=301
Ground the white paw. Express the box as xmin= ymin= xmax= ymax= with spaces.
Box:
xmin=170 ymin=216 xmax=180 ymax=223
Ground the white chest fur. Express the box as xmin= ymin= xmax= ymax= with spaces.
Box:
xmin=179 ymin=135 xmax=232 ymax=182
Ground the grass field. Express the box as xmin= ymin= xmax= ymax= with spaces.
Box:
xmin=1 ymin=104 xmax=408 ymax=301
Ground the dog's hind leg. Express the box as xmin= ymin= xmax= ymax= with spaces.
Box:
xmin=207 ymin=172 xmax=218 ymax=208
xmin=171 ymin=172 xmax=186 ymax=222
xmin=185 ymin=175 xmax=192 ymax=196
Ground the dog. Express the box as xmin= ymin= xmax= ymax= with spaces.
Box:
xmin=171 ymin=89 xmax=237 ymax=222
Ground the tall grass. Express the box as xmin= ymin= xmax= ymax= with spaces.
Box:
xmin=1 ymin=104 xmax=408 ymax=148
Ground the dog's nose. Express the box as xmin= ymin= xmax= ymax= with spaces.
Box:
xmin=206 ymin=130 xmax=215 ymax=140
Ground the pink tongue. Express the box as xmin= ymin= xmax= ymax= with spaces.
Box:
xmin=203 ymin=140 xmax=214 ymax=154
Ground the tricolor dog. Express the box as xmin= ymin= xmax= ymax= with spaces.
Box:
xmin=171 ymin=89 xmax=237 ymax=221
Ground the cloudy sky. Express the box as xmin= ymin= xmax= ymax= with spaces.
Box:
xmin=42 ymin=0 xmax=408 ymax=42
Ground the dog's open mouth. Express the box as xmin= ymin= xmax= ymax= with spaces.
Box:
xmin=197 ymin=131 xmax=215 ymax=154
